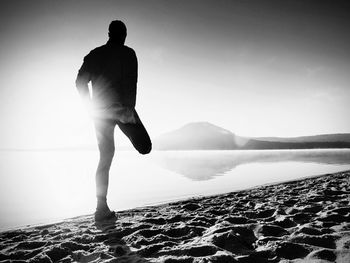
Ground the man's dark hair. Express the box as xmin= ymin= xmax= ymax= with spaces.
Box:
xmin=108 ymin=20 xmax=127 ymax=40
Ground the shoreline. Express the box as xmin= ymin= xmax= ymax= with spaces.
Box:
xmin=3 ymin=168 xmax=347 ymax=233
xmin=1 ymin=170 xmax=350 ymax=262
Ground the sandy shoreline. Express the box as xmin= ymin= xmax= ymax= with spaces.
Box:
xmin=1 ymin=171 xmax=350 ymax=263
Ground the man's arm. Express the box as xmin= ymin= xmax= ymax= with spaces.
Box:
xmin=122 ymin=48 xmax=138 ymax=108
xmin=76 ymin=56 xmax=93 ymax=113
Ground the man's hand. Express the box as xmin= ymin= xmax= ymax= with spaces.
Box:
xmin=82 ymin=98 xmax=94 ymax=119
xmin=118 ymin=107 xmax=137 ymax=124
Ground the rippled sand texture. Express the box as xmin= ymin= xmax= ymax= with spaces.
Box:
xmin=1 ymin=171 xmax=350 ymax=263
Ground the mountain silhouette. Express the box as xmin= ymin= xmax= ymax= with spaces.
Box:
xmin=154 ymin=122 xmax=237 ymax=150
xmin=153 ymin=122 xmax=350 ymax=150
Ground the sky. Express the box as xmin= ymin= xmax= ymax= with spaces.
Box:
xmin=0 ymin=0 xmax=349 ymax=149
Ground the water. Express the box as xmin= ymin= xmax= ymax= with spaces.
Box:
xmin=0 ymin=149 xmax=349 ymax=230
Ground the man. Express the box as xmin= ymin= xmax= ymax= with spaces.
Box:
xmin=76 ymin=20 xmax=152 ymax=221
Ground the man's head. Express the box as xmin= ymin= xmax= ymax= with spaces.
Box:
xmin=108 ymin=20 xmax=127 ymax=44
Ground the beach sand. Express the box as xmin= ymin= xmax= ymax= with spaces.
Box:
xmin=1 ymin=171 xmax=349 ymax=263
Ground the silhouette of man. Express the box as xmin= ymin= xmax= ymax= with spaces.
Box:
xmin=76 ymin=20 xmax=152 ymax=221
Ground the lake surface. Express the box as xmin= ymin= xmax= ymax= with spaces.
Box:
xmin=0 ymin=149 xmax=350 ymax=230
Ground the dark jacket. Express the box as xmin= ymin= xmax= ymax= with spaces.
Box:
xmin=76 ymin=40 xmax=138 ymax=110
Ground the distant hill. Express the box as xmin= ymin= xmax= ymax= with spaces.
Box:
xmin=153 ymin=122 xmax=350 ymax=150
xmin=154 ymin=122 xmax=237 ymax=150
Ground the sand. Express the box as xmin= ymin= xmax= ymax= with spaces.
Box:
xmin=1 ymin=171 xmax=350 ymax=263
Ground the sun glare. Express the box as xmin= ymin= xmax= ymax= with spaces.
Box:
xmin=12 ymin=61 xmax=96 ymax=149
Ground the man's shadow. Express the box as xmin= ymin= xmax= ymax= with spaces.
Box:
xmin=94 ymin=217 xmax=151 ymax=263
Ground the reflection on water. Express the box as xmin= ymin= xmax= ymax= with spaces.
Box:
xmin=0 ymin=149 xmax=349 ymax=230
xmin=151 ymin=149 xmax=350 ymax=181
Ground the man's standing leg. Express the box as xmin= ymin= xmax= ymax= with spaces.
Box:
xmin=93 ymin=118 xmax=116 ymax=219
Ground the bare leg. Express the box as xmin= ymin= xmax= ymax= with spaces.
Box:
xmin=94 ymin=119 xmax=116 ymax=212
xmin=117 ymin=110 xmax=152 ymax=155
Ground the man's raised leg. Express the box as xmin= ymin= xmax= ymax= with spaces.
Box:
xmin=117 ymin=110 xmax=152 ymax=155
